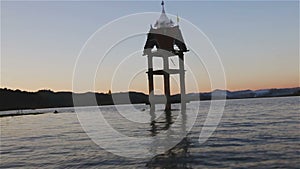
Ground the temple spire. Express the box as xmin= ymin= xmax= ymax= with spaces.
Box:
xmin=161 ymin=1 xmax=165 ymax=13
xmin=154 ymin=0 xmax=174 ymax=28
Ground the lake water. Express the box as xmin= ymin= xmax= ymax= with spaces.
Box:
xmin=1 ymin=97 xmax=299 ymax=168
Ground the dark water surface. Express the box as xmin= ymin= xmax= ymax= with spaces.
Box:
xmin=1 ymin=97 xmax=299 ymax=168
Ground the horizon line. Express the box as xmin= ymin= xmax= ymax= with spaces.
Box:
xmin=1 ymin=86 xmax=299 ymax=95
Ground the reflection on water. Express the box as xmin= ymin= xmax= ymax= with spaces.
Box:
xmin=150 ymin=108 xmax=176 ymax=134
xmin=147 ymin=107 xmax=192 ymax=168
xmin=1 ymin=97 xmax=299 ymax=168
xmin=147 ymin=137 xmax=191 ymax=169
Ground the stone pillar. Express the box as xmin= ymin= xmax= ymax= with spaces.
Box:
xmin=163 ymin=56 xmax=171 ymax=111
xmin=179 ymin=52 xmax=186 ymax=109
xmin=147 ymin=54 xmax=155 ymax=110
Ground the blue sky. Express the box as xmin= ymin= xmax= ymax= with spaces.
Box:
xmin=1 ymin=1 xmax=299 ymax=93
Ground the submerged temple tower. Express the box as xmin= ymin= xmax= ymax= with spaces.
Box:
xmin=143 ymin=1 xmax=188 ymax=111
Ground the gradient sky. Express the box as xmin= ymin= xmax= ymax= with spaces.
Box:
xmin=1 ymin=1 xmax=299 ymax=94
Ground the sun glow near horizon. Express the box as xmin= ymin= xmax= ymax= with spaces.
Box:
xmin=1 ymin=1 xmax=299 ymax=94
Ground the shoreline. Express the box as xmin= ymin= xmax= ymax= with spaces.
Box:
xmin=1 ymin=95 xmax=299 ymax=118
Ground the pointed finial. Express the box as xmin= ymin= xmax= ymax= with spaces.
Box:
xmin=161 ymin=1 xmax=165 ymax=13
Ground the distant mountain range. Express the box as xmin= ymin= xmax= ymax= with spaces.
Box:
xmin=186 ymin=87 xmax=300 ymax=100
xmin=0 ymin=87 xmax=299 ymax=111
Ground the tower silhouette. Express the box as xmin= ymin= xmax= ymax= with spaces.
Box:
xmin=143 ymin=1 xmax=188 ymax=111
